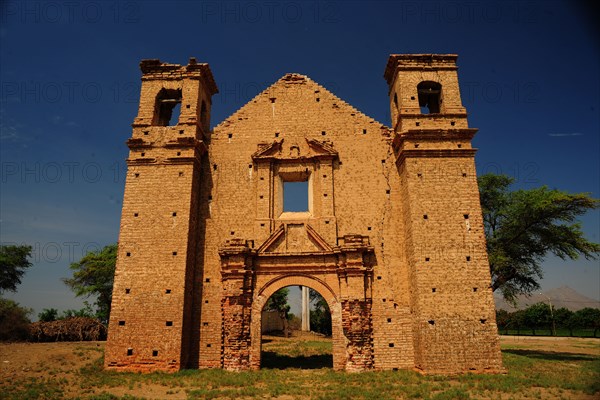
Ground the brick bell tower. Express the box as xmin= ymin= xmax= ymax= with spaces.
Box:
xmin=384 ymin=54 xmax=503 ymax=373
xmin=105 ymin=58 xmax=218 ymax=371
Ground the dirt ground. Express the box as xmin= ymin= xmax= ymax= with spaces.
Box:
xmin=0 ymin=335 xmax=598 ymax=399
xmin=0 ymin=332 xmax=328 ymax=384
xmin=0 ymin=341 xmax=103 ymax=381
xmin=499 ymin=335 xmax=600 ymax=355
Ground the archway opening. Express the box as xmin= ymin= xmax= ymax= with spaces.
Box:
xmin=153 ymin=88 xmax=182 ymax=126
xmin=417 ymin=81 xmax=442 ymax=114
xmin=260 ymin=285 xmax=333 ymax=370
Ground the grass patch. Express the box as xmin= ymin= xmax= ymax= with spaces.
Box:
xmin=1 ymin=336 xmax=598 ymax=399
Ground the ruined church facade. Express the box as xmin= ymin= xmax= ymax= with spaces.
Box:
xmin=105 ymin=54 xmax=504 ymax=374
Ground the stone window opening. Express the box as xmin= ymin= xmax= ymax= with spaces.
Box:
xmin=153 ymin=88 xmax=182 ymax=126
xmin=277 ymin=170 xmax=312 ymax=218
xmin=283 ymin=180 xmax=309 ymax=212
xmin=152 ymin=350 xmax=159 ymax=357
xmin=200 ymin=101 xmax=208 ymax=130
xmin=417 ymin=81 xmax=442 ymax=114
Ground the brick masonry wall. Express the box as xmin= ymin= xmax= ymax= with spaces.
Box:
xmin=106 ymin=54 xmax=503 ymax=374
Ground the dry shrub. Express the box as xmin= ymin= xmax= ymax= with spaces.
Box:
xmin=29 ymin=317 xmax=107 ymax=342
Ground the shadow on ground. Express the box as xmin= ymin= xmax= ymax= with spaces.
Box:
xmin=261 ymin=351 xmax=333 ymax=369
xmin=503 ymin=349 xmax=598 ymax=362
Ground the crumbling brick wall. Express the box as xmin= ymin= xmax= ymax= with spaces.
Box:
xmin=105 ymin=54 xmax=504 ymax=374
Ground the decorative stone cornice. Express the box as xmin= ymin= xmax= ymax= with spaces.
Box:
xmin=392 ymin=128 xmax=478 ymax=148
xmin=139 ymin=58 xmax=218 ymax=96
xmin=396 ymin=149 xmax=477 ymax=166
xmin=251 ymin=138 xmax=339 ymax=163
xmin=384 ymin=54 xmax=458 ymax=88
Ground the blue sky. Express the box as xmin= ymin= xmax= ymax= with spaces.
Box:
xmin=1 ymin=0 xmax=598 ymax=318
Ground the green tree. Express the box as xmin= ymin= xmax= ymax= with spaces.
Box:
xmin=60 ymin=301 xmax=96 ymax=319
xmin=0 ymin=298 xmax=31 ymax=341
xmin=265 ymin=287 xmax=290 ymax=314
xmin=553 ymin=307 xmax=575 ymax=336
xmin=38 ymin=308 xmax=59 ymax=322
xmin=510 ymin=309 xmax=527 ymax=335
xmin=495 ymin=309 xmax=511 ymax=334
xmin=63 ymin=244 xmax=117 ymax=323
xmin=265 ymin=288 xmax=291 ymax=336
xmin=573 ymin=308 xmax=600 ymax=337
xmin=0 ymin=245 xmax=33 ymax=294
xmin=478 ymin=174 xmax=600 ymax=303
xmin=524 ymin=302 xmax=552 ymax=335
xmin=309 ymin=289 xmax=332 ymax=336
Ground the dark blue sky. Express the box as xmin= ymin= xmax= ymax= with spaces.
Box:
xmin=1 ymin=0 xmax=598 ymax=317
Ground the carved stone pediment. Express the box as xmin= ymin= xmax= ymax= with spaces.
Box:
xmin=252 ymin=140 xmax=283 ymax=159
xmin=252 ymin=139 xmax=338 ymax=162
xmin=257 ymin=223 xmax=337 ymax=255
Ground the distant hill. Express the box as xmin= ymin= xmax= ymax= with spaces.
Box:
xmin=494 ymin=286 xmax=600 ymax=311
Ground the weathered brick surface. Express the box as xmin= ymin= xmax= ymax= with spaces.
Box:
xmin=105 ymin=54 xmax=503 ymax=374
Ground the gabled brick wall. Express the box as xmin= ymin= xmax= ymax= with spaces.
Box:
xmin=105 ymin=54 xmax=503 ymax=374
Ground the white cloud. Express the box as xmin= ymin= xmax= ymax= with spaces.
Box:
xmin=548 ymin=132 xmax=584 ymax=137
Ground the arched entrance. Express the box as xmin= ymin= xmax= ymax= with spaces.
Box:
xmin=251 ymin=275 xmax=343 ymax=370
xmin=219 ymin=232 xmax=376 ymax=372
